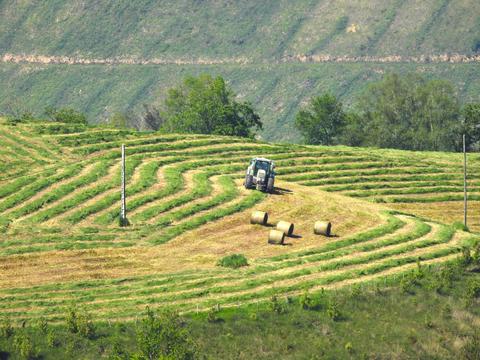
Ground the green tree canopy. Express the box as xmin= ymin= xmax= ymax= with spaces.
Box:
xmin=295 ymin=93 xmax=346 ymax=145
xmin=161 ymin=74 xmax=262 ymax=138
xmin=461 ymin=103 xmax=480 ymax=151
xmin=356 ymin=73 xmax=461 ymax=151
xmin=45 ymin=106 xmax=88 ymax=125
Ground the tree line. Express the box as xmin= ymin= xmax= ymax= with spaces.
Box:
xmin=4 ymin=73 xmax=479 ymax=152
xmin=118 ymin=72 xmax=479 ymax=152
xmin=295 ymin=73 xmax=480 ymax=152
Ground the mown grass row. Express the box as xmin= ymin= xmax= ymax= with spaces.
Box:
xmin=0 ymin=128 xmax=58 ymax=160
xmin=0 ymin=215 xmax=428 ymax=309
xmin=0 ymin=218 xmax=462 ymax=321
xmin=24 ymin=159 xmax=142 ymax=224
xmin=8 ymin=159 xmax=116 ymax=221
xmin=0 ymin=164 xmax=85 ymax=214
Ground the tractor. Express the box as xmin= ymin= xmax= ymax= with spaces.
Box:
xmin=244 ymin=157 xmax=275 ymax=193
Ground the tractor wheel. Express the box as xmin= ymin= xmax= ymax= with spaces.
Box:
xmin=267 ymin=177 xmax=275 ymax=193
xmin=244 ymin=174 xmax=253 ymax=189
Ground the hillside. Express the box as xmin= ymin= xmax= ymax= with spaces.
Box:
xmin=0 ymin=120 xmax=478 ymax=323
xmin=0 ymin=0 xmax=479 ymax=141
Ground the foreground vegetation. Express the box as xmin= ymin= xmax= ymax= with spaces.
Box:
xmin=1 ymin=254 xmax=479 ymax=359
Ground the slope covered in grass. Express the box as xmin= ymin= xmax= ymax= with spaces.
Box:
xmin=0 ymin=121 xmax=478 ymax=322
xmin=1 ymin=0 xmax=479 ymax=58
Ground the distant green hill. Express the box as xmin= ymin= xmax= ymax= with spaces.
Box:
xmin=0 ymin=0 xmax=479 ymax=141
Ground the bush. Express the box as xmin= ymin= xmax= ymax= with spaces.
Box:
xmin=400 ymin=273 xmax=417 ymax=294
xmin=207 ymin=305 xmax=221 ymax=323
xmin=0 ymin=318 xmax=14 ymax=338
xmin=6 ymin=112 xmax=35 ymax=125
xmin=66 ymin=306 xmax=78 ymax=334
xmin=45 ymin=106 xmax=88 ymax=125
xmin=299 ymin=291 xmax=315 ymax=310
xmin=35 ymin=317 xmax=48 ymax=334
xmin=217 ymin=254 xmax=248 ymax=269
xmin=77 ymin=310 xmax=96 ymax=339
xmin=466 ymin=279 xmax=480 ymax=301
xmin=13 ymin=333 xmax=37 ymax=360
xmin=135 ymin=307 xmax=197 ymax=360
xmin=269 ymin=295 xmax=285 ymax=314
xmin=327 ymin=299 xmax=341 ymax=321
xmin=46 ymin=329 xmax=58 ymax=348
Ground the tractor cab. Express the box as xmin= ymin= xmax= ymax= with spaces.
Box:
xmin=244 ymin=157 xmax=275 ymax=193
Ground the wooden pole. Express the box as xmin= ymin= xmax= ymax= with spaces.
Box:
xmin=463 ymin=134 xmax=467 ymax=228
xmin=121 ymin=144 xmax=126 ymax=223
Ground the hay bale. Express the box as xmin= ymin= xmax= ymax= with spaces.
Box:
xmin=251 ymin=211 xmax=268 ymax=225
xmin=314 ymin=221 xmax=332 ymax=236
xmin=276 ymin=221 xmax=294 ymax=236
xmin=268 ymin=230 xmax=285 ymax=245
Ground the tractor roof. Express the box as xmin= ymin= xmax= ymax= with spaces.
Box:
xmin=254 ymin=157 xmax=273 ymax=163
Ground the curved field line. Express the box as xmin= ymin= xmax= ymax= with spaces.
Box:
xmin=0 ymin=164 xmax=84 ymax=215
xmin=0 ymin=222 xmax=459 ymax=320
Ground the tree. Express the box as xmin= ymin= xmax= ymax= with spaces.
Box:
xmin=295 ymin=93 xmax=346 ymax=145
xmin=161 ymin=74 xmax=262 ymax=138
xmin=461 ymin=103 xmax=480 ymax=151
xmin=135 ymin=308 xmax=197 ymax=360
xmin=45 ymin=106 xmax=88 ymax=125
xmin=355 ymin=73 xmax=461 ymax=151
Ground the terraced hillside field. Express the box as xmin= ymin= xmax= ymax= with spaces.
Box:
xmin=0 ymin=119 xmax=479 ymax=323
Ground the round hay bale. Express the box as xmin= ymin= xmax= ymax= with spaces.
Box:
xmin=276 ymin=221 xmax=294 ymax=236
xmin=314 ymin=221 xmax=332 ymax=236
xmin=251 ymin=211 xmax=268 ymax=225
xmin=268 ymin=230 xmax=285 ymax=245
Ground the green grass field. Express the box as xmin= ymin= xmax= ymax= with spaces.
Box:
xmin=0 ymin=119 xmax=478 ymax=326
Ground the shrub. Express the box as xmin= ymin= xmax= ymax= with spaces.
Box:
xmin=66 ymin=307 xmax=78 ymax=334
xmin=207 ymin=305 xmax=220 ymax=323
xmin=135 ymin=307 xmax=197 ymax=360
xmin=13 ymin=333 xmax=37 ymax=360
xmin=6 ymin=112 xmax=35 ymax=125
xmin=77 ymin=310 xmax=96 ymax=339
xmin=299 ymin=291 xmax=315 ymax=310
xmin=327 ymin=299 xmax=341 ymax=321
xmin=466 ymin=279 xmax=480 ymax=301
xmin=400 ymin=273 xmax=416 ymax=294
xmin=0 ymin=318 xmax=14 ymax=338
xmin=269 ymin=295 xmax=285 ymax=314
xmin=109 ymin=333 xmax=129 ymax=360
xmin=45 ymin=106 xmax=88 ymax=125
xmin=217 ymin=254 xmax=248 ymax=269
xmin=460 ymin=247 xmax=473 ymax=266
xmin=46 ymin=329 xmax=58 ymax=348
xmin=36 ymin=317 xmax=48 ymax=334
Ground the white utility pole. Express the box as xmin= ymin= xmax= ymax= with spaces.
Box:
xmin=463 ymin=134 xmax=467 ymax=228
xmin=121 ymin=144 xmax=127 ymax=224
